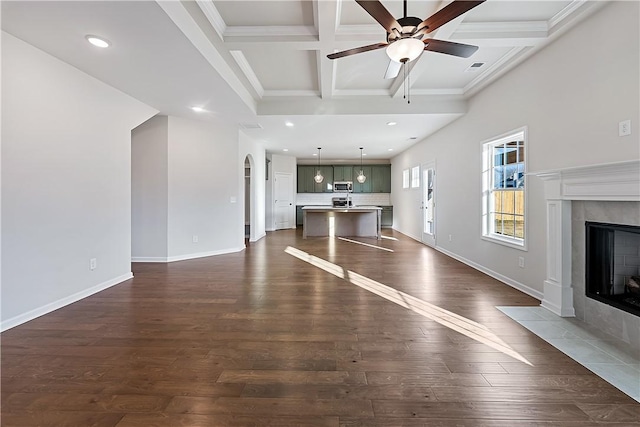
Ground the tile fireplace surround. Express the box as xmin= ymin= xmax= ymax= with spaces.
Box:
xmin=533 ymin=160 xmax=640 ymax=352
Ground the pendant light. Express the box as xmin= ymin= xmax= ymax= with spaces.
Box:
xmin=356 ymin=147 xmax=367 ymax=184
xmin=314 ymin=147 xmax=324 ymax=184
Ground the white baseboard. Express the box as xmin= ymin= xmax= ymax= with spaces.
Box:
xmin=435 ymin=246 xmax=543 ymax=301
xmin=132 ymin=247 xmax=245 ymax=263
xmin=167 ymin=247 xmax=244 ymax=262
xmin=250 ymin=232 xmax=266 ymax=243
xmin=131 ymin=256 xmax=168 ymax=263
xmin=1 ymin=272 xmax=133 ymax=332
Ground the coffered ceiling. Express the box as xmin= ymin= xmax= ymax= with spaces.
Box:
xmin=1 ymin=1 xmax=604 ymax=160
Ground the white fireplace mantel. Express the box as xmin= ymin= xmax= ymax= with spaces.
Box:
xmin=532 ymin=160 xmax=640 ymax=317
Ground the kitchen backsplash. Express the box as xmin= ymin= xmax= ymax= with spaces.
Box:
xmin=296 ymin=193 xmax=391 ymax=206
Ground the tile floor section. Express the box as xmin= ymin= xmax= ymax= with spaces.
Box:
xmin=498 ymin=306 xmax=640 ymax=403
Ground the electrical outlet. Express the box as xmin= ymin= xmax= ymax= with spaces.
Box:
xmin=192 ymin=235 xmax=199 ymax=243
xmin=619 ymin=119 xmax=631 ymax=137
xmin=90 ymin=258 xmax=97 ymax=271
xmin=448 ymin=234 xmax=452 ymax=242
xmin=518 ymin=256 xmax=525 ymax=268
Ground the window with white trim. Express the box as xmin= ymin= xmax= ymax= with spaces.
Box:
xmin=402 ymin=169 xmax=410 ymax=189
xmin=411 ymin=166 xmax=420 ymax=188
xmin=482 ymin=128 xmax=526 ymax=248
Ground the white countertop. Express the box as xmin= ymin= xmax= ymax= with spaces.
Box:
xmin=302 ymin=206 xmax=382 ymax=211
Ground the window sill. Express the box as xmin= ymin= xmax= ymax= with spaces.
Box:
xmin=482 ymin=234 xmax=527 ymax=251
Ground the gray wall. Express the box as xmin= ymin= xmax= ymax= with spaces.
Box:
xmin=132 ymin=116 xmax=169 ymax=260
xmin=391 ymin=1 xmax=640 ymax=299
xmin=132 ymin=115 xmax=253 ymax=261
xmin=1 ymin=33 xmax=157 ymax=329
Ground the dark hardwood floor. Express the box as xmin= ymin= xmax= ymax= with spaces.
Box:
xmin=2 ymin=229 xmax=638 ymax=426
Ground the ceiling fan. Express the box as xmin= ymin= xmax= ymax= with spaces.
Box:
xmin=328 ymin=0 xmax=485 ymax=79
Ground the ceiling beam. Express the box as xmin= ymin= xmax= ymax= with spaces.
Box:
xmin=157 ymin=0 xmax=258 ymax=112
xmin=257 ymin=95 xmax=467 ymax=116
xmin=316 ymin=0 xmax=339 ymax=99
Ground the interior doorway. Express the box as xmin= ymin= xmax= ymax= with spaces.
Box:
xmin=421 ymin=161 xmax=436 ymax=248
xmin=244 ymin=156 xmax=251 ymax=241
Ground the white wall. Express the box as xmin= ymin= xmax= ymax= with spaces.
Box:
xmin=166 ymin=116 xmax=244 ymax=259
xmin=239 ymin=131 xmax=266 ymax=242
xmin=131 ymin=116 xmax=168 ymax=260
xmin=1 ymin=33 xmax=157 ymax=329
xmin=391 ymin=1 xmax=639 ymax=298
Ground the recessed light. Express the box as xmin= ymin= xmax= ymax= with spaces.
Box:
xmin=387 ymin=121 xmax=397 ymax=126
xmin=285 ymin=122 xmax=294 ymax=127
xmin=191 ymin=106 xmax=205 ymax=112
xmin=388 ymin=148 xmax=394 ymax=151
xmin=313 ymin=153 xmax=318 ymax=156
xmin=85 ymin=35 xmax=110 ymax=48
xmin=362 ymin=153 xmax=367 ymax=156
xmin=283 ymin=148 xmax=289 ymax=152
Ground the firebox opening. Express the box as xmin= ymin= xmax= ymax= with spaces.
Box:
xmin=586 ymin=221 xmax=640 ymax=317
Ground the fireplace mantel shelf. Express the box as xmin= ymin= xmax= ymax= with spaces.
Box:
xmin=531 ymin=160 xmax=640 ymax=202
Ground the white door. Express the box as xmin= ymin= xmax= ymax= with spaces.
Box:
xmin=274 ymin=172 xmax=294 ymax=230
xmin=421 ymin=161 xmax=436 ymax=247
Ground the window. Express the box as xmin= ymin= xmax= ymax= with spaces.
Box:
xmin=411 ymin=166 xmax=420 ymax=188
xmin=482 ymin=128 xmax=526 ymax=249
xmin=402 ymin=169 xmax=410 ymax=189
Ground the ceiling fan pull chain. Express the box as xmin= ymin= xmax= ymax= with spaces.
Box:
xmin=403 ymin=62 xmax=407 ymax=100
xmin=408 ymin=67 xmax=411 ymax=104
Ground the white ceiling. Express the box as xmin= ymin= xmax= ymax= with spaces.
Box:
xmin=1 ymin=0 xmax=604 ymax=160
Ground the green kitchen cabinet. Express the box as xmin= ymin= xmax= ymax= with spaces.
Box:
xmin=371 ymin=165 xmax=391 ymax=193
xmin=333 ymin=165 xmax=353 ymax=182
xmin=381 ymin=205 xmax=393 ymax=227
xmin=298 ymin=164 xmax=390 ymax=193
xmin=314 ymin=166 xmax=334 ymax=193
xmin=297 ymin=166 xmax=315 ymax=193
xmin=296 ymin=206 xmax=304 ymax=226
xmin=298 ymin=165 xmax=333 ymax=193
xmin=352 ymin=166 xmax=372 ymax=193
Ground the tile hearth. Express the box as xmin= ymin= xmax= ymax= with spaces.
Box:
xmin=499 ymin=306 xmax=640 ymax=402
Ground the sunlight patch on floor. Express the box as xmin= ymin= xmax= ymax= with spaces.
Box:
xmin=337 ymin=237 xmax=394 ymax=252
xmin=380 ymin=235 xmax=398 ymax=241
xmin=285 ymin=246 xmax=532 ymax=365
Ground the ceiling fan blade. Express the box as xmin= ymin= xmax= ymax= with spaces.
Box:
xmin=356 ymin=0 xmax=401 ymax=34
xmin=384 ymin=60 xmax=401 ymax=79
xmin=418 ymin=0 xmax=485 ymax=34
xmin=327 ymin=42 xmax=388 ymax=60
xmin=424 ymin=39 xmax=478 ymax=58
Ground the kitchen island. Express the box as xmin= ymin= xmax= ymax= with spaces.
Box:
xmin=302 ymin=206 xmax=382 ymax=240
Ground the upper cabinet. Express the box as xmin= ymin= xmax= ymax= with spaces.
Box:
xmin=333 ymin=165 xmax=353 ymax=182
xmin=297 ymin=164 xmax=390 ymax=193
xmin=371 ymin=165 xmax=391 ymax=193
xmin=352 ymin=166 xmax=372 ymax=193
xmin=297 ymin=165 xmax=333 ymax=193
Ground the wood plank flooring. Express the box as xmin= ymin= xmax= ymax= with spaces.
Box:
xmin=2 ymin=229 xmax=638 ymax=426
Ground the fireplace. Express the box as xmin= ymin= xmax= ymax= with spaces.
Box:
xmin=533 ymin=160 xmax=640 ymax=352
xmin=586 ymin=221 xmax=640 ymax=317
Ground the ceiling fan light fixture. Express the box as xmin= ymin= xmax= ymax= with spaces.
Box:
xmin=386 ymin=38 xmax=424 ymax=63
